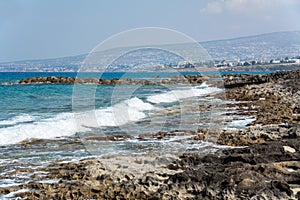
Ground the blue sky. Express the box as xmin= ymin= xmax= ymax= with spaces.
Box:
xmin=0 ymin=0 xmax=300 ymax=62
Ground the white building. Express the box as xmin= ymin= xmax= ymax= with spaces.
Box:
xmin=288 ymin=58 xmax=300 ymax=63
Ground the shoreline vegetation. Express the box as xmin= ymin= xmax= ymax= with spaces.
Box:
xmin=1 ymin=69 xmax=300 ymax=199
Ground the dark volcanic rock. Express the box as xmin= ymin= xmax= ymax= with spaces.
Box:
xmin=3 ymin=136 xmax=299 ymax=200
xmin=224 ymin=82 xmax=300 ymax=125
xmin=222 ymin=69 xmax=300 ymax=88
xmin=220 ymin=69 xmax=300 ymax=125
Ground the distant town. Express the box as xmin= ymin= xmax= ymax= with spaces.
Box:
xmin=212 ymin=56 xmax=300 ymax=68
xmin=163 ymin=55 xmax=300 ymax=70
xmin=1 ymin=55 xmax=300 ymax=72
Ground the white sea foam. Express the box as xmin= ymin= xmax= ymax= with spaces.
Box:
xmin=227 ymin=117 xmax=256 ymax=128
xmin=0 ymin=113 xmax=77 ymax=145
xmin=0 ymin=188 xmax=30 ymax=199
xmin=147 ymin=83 xmax=222 ymax=104
xmin=0 ymin=97 xmax=156 ymax=145
xmin=95 ymin=97 xmax=156 ymax=126
xmin=0 ymin=84 xmax=223 ymax=145
xmin=38 ymin=179 xmax=60 ymax=184
xmin=0 ymin=114 xmax=37 ymax=126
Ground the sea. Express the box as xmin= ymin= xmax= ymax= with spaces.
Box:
xmin=0 ymin=71 xmax=266 ymax=194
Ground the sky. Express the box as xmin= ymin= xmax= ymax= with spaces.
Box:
xmin=0 ymin=0 xmax=300 ymax=62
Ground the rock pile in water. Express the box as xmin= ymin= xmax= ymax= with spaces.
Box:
xmin=18 ymin=74 xmax=207 ymax=85
xmin=18 ymin=69 xmax=300 ymax=89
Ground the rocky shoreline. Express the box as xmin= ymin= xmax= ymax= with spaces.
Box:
xmin=1 ymin=69 xmax=300 ymax=199
xmin=223 ymin=71 xmax=300 ymax=125
xmin=1 ymin=125 xmax=299 ymax=199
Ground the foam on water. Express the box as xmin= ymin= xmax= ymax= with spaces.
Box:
xmin=0 ymin=113 xmax=77 ymax=145
xmin=0 ymin=85 xmax=223 ymax=145
xmin=0 ymin=114 xmax=37 ymax=126
xmin=96 ymin=97 xmax=156 ymax=126
xmin=147 ymin=83 xmax=222 ymax=104
xmin=0 ymin=97 xmax=157 ymax=145
xmin=227 ymin=117 xmax=256 ymax=128
xmin=0 ymin=188 xmax=30 ymax=199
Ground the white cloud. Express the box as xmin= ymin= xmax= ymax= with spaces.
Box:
xmin=204 ymin=0 xmax=299 ymax=14
xmin=225 ymin=0 xmax=273 ymax=12
xmin=206 ymin=1 xmax=223 ymax=14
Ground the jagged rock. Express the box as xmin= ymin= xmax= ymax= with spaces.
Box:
xmin=4 ymin=137 xmax=299 ymax=199
xmin=222 ymin=69 xmax=300 ymax=88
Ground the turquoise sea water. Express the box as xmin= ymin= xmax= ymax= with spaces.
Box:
xmin=0 ymin=71 xmax=268 ymax=130
xmin=0 ymin=71 xmax=270 ymax=146
xmin=0 ymin=71 xmax=270 ymax=191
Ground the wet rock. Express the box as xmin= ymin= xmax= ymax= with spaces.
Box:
xmin=110 ymin=78 xmax=119 ymax=84
xmin=101 ymin=79 xmax=111 ymax=84
xmin=2 ymin=135 xmax=300 ymax=199
xmin=222 ymin=69 xmax=300 ymax=88
xmin=215 ymin=124 xmax=300 ymax=146
xmin=193 ymin=133 xmax=205 ymax=140
xmin=223 ymin=72 xmax=300 ymax=125
xmin=17 ymin=74 xmax=206 ymax=85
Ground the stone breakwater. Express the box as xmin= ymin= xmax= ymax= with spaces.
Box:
xmin=18 ymin=74 xmax=208 ymax=85
xmin=18 ymin=69 xmax=300 ymax=88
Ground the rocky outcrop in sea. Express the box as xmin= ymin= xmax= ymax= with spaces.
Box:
xmin=18 ymin=69 xmax=300 ymax=88
xmin=18 ymin=74 xmax=207 ymax=85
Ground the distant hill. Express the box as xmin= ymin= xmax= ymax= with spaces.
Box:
xmin=202 ymin=31 xmax=300 ymax=61
xmin=0 ymin=31 xmax=299 ymax=71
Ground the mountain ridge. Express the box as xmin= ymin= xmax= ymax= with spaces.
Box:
xmin=1 ymin=30 xmax=300 ymax=71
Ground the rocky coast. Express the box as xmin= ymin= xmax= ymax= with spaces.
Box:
xmin=1 ymin=69 xmax=300 ymax=199
xmin=18 ymin=74 xmax=207 ymax=85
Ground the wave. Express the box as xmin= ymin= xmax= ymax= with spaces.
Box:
xmin=0 ymin=97 xmax=156 ymax=145
xmin=0 ymin=113 xmax=77 ymax=145
xmin=147 ymin=82 xmax=222 ymax=104
xmin=0 ymin=114 xmax=38 ymax=126
xmin=95 ymin=97 xmax=156 ymax=126
xmin=0 ymin=84 xmax=223 ymax=145
xmin=227 ymin=117 xmax=256 ymax=128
